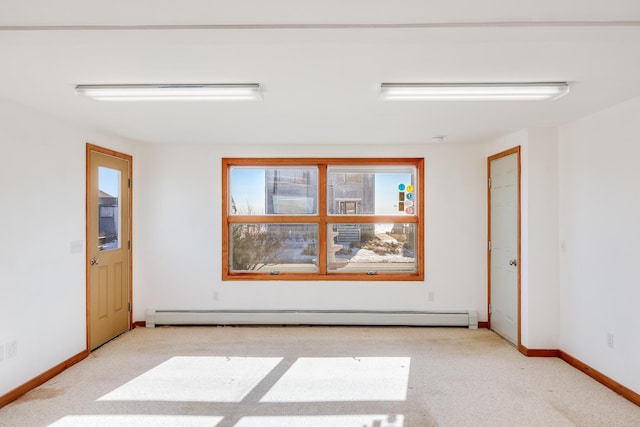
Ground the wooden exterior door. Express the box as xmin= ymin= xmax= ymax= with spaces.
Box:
xmin=87 ymin=144 xmax=132 ymax=350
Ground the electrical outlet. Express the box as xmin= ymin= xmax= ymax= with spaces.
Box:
xmin=213 ymin=291 xmax=219 ymax=301
xmin=6 ymin=341 xmax=17 ymax=359
xmin=428 ymin=291 xmax=434 ymax=302
xmin=607 ymin=333 xmax=614 ymax=349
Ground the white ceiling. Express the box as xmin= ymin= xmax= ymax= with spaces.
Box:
xmin=1 ymin=1 xmax=640 ymax=145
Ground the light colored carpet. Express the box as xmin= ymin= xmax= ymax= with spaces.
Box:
xmin=1 ymin=326 xmax=639 ymax=426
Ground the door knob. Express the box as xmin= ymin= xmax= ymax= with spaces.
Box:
xmin=90 ymin=257 xmax=100 ymax=266
xmin=509 ymin=259 xmax=517 ymax=266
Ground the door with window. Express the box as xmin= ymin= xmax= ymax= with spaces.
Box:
xmin=87 ymin=145 xmax=132 ymax=350
xmin=488 ymin=147 xmax=520 ymax=346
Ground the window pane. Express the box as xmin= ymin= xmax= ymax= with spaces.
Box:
xmin=327 ymin=224 xmax=416 ymax=273
xmin=230 ymin=167 xmax=318 ymax=215
xmin=327 ymin=166 xmax=416 ymax=215
xmin=98 ymin=166 xmax=121 ymax=251
xmin=230 ymin=224 xmax=318 ymax=273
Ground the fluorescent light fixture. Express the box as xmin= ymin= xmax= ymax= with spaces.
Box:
xmin=380 ymin=82 xmax=569 ymax=101
xmin=75 ymin=83 xmax=262 ymax=101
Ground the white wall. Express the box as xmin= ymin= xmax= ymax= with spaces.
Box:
xmin=525 ymin=128 xmax=559 ymax=349
xmin=133 ymin=142 xmax=489 ymax=321
xmin=559 ymin=96 xmax=640 ymax=394
xmin=0 ymin=98 xmax=137 ymax=397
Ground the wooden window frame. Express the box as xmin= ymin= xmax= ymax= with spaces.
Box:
xmin=222 ymin=158 xmax=424 ymax=281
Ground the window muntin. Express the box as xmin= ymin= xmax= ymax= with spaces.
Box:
xmin=223 ymin=158 xmax=423 ymax=280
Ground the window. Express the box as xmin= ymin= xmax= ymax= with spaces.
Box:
xmin=222 ymin=158 xmax=424 ymax=280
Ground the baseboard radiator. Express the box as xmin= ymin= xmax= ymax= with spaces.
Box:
xmin=146 ymin=309 xmax=478 ymax=329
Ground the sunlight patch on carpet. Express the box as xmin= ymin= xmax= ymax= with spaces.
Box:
xmin=98 ymin=356 xmax=282 ymax=402
xmin=261 ymin=357 xmax=410 ymax=402
xmin=48 ymin=415 xmax=223 ymax=426
xmin=235 ymin=414 xmax=404 ymax=427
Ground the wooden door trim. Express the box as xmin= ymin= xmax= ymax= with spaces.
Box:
xmin=487 ymin=146 xmax=521 ymax=349
xmin=86 ymin=143 xmax=133 ymax=351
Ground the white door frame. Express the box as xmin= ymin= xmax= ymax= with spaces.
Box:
xmin=487 ymin=146 xmax=521 ymax=348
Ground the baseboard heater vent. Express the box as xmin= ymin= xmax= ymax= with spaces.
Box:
xmin=146 ymin=309 xmax=478 ymax=329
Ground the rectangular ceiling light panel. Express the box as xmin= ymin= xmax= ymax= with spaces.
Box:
xmin=75 ymin=84 xmax=262 ymax=101
xmin=380 ymin=82 xmax=569 ymax=101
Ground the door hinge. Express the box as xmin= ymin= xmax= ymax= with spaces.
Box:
xmin=128 ymin=302 xmax=131 ymax=312
xmin=488 ymin=303 xmax=492 ymax=314
xmin=488 ymin=240 xmax=492 ymax=251
xmin=128 ymin=240 xmax=131 ymax=250
xmin=488 ymin=177 xmax=492 ymax=189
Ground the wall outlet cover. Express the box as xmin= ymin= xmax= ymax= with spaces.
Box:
xmin=6 ymin=341 xmax=17 ymax=359
xmin=607 ymin=333 xmax=614 ymax=349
